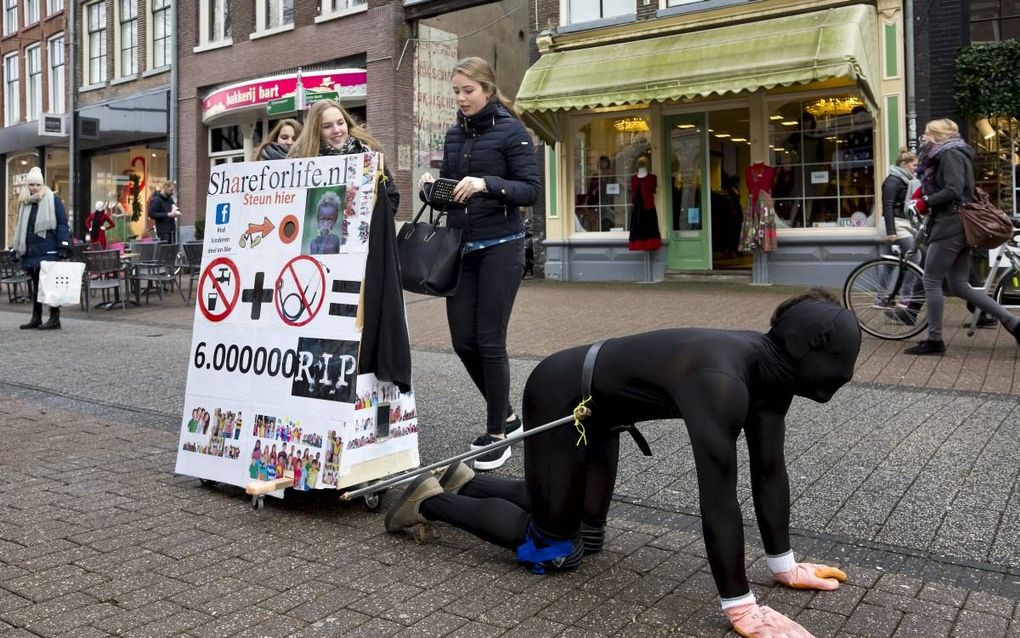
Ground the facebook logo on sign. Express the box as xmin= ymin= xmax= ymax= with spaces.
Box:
xmin=215 ymin=203 xmax=230 ymax=225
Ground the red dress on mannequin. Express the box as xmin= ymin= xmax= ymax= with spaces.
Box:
xmin=629 ymin=173 xmax=662 ymax=251
xmin=739 ymin=163 xmax=778 ymax=252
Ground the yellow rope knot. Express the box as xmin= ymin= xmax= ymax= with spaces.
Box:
xmin=573 ymin=396 xmax=593 ymax=447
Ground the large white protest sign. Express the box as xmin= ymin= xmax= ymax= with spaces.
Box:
xmin=175 ymin=153 xmax=419 ymax=494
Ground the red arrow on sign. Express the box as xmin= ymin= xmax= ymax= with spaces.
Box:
xmin=247 ymin=216 xmax=276 ymax=236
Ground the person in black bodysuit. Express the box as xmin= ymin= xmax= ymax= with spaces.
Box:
xmin=385 ymin=289 xmax=861 ymax=638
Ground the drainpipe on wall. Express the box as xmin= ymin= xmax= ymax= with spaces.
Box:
xmin=168 ymin=0 xmax=179 ymax=243
xmin=905 ymin=0 xmax=917 ymax=151
xmin=68 ymin=0 xmax=77 ymax=236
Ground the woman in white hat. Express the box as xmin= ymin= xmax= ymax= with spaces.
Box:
xmin=85 ymin=200 xmax=116 ymax=248
xmin=13 ymin=166 xmax=71 ymax=330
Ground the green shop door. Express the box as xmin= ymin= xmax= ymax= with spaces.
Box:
xmin=664 ymin=114 xmax=711 ymax=270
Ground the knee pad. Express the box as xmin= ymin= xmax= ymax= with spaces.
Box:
xmin=517 ymin=522 xmax=584 ymax=574
xmin=579 ymin=521 xmax=606 ymax=555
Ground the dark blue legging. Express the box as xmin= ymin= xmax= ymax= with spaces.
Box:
xmin=446 ymin=238 xmax=525 ymax=435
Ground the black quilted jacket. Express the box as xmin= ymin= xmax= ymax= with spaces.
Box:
xmin=439 ymin=101 xmax=541 ymax=242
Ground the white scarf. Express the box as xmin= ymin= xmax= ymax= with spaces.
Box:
xmin=14 ymin=187 xmax=56 ymax=255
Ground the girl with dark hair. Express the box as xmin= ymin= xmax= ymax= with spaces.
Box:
xmin=254 ymin=118 xmax=302 ymax=161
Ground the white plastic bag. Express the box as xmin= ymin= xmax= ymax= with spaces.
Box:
xmin=37 ymin=260 xmax=85 ymax=307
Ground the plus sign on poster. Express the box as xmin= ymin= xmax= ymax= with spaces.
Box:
xmin=175 ymin=153 xmax=419 ymax=496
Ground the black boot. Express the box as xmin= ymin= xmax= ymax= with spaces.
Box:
xmin=37 ymin=307 xmax=61 ymax=330
xmin=19 ymin=302 xmax=43 ymax=329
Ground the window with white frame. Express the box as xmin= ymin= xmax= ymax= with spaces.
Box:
xmin=566 ymin=0 xmax=632 ymax=24
xmin=118 ymin=0 xmax=138 ymax=76
xmin=4 ymin=53 xmax=19 ymax=126
xmin=321 ymin=0 xmax=365 ymax=15
xmin=257 ymin=0 xmax=293 ymax=31
xmin=209 ymin=123 xmax=261 ymax=165
xmin=48 ymin=34 xmax=64 ymax=113
xmin=25 ymin=44 xmax=40 ymax=120
xmin=3 ymin=0 xmax=17 ymax=35
xmin=152 ymin=0 xmax=172 ymax=68
xmin=24 ymin=0 xmax=37 ymax=24
xmin=86 ymin=1 xmax=107 ymax=84
xmin=200 ymin=0 xmax=231 ymax=44
xmin=46 ymin=0 xmax=62 ymax=13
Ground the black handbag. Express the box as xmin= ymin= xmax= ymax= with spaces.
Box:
xmin=396 ymin=201 xmax=463 ymax=296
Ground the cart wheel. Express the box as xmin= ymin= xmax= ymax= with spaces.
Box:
xmin=251 ymin=495 xmax=265 ymax=510
xmin=200 ymin=479 xmax=216 ymax=487
xmin=363 ymin=492 xmax=381 ymax=511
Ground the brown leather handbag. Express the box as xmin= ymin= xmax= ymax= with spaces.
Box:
xmin=957 ymin=188 xmax=1014 ymax=250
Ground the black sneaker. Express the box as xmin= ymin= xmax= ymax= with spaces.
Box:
xmin=470 ymin=415 xmax=523 ymax=450
xmin=472 ymin=434 xmax=510 ymax=471
xmin=903 ymin=339 xmax=945 ymax=356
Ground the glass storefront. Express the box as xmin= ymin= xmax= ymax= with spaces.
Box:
xmin=89 ymin=146 xmax=168 ymax=244
xmin=768 ymin=94 xmax=875 ymax=229
xmin=572 ymin=114 xmax=651 ymax=233
xmin=5 ymin=151 xmax=41 ymax=249
xmin=969 ymin=116 xmax=1019 ymax=218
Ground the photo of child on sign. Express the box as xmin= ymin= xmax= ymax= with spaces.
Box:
xmin=303 ymin=187 xmax=345 ymax=255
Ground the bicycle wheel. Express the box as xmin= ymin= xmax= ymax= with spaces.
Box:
xmin=994 ymin=269 xmax=1020 ymax=310
xmin=843 ymin=258 xmax=928 ymax=340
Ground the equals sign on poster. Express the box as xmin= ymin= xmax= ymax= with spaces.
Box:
xmin=329 ymin=279 xmax=361 ymax=317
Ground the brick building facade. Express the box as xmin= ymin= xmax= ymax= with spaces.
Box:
xmin=0 ymin=0 xmax=68 ymax=247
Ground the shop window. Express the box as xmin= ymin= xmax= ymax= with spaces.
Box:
xmin=90 ymin=147 xmax=169 ymax=244
xmin=6 ymin=153 xmax=40 ymax=248
xmin=566 ymin=0 xmax=633 ymax=24
xmin=25 ymin=44 xmax=40 ymax=121
xmin=46 ymin=0 xmax=61 ymax=14
xmin=3 ymin=0 xmax=16 ymax=36
xmin=572 ymin=115 xmax=651 ymax=232
xmin=3 ymin=53 xmax=19 ymax=126
xmin=24 ymin=0 xmax=36 ymax=24
xmin=971 ymin=0 xmax=1020 ymax=42
xmin=256 ymin=0 xmax=293 ymax=32
xmin=209 ymin=123 xmax=263 ymax=164
xmin=151 ymin=0 xmax=172 ymax=68
xmin=117 ymin=0 xmax=138 ymax=77
xmin=48 ymin=34 xmax=64 ymax=113
xmin=320 ymin=0 xmax=364 ymax=18
xmin=85 ymin=1 xmax=107 ymax=84
xmin=199 ymin=0 xmax=231 ymax=45
xmin=768 ymin=95 xmax=875 ymax=229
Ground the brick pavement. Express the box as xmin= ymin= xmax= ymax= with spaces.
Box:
xmin=4 ymin=279 xmax=1020 ymax=637
xmin=2 ymin=396 xmax=1020 ymax=638
xmin=16 ymin=278 xmax=1020 ymax=395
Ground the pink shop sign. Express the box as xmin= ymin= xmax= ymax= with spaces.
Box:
xmin=202 ymin=69 xmax=368 ymax=120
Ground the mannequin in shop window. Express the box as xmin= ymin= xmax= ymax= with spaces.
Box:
xmin=629 ymin=157 xmax=661 ymax=251
xmin=586 ymin=155 xmax=618 ymax=231
xmin=86 ymin=200 xmax=116 ymax=249
xmin=739 ymin=162 xmax=778 ymax=252
xmin=712 ymin=174 xmax=743 ymax=258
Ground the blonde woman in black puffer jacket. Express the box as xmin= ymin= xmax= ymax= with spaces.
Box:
xmin=418 ymin=57 xmax=541 ymax=471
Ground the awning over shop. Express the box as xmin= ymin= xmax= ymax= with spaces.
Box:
xmin=517 ymin=4 xmax=878 ymax=142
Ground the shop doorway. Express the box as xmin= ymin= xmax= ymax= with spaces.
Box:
xmin=663 ymin=109 xmax=752 ymax=271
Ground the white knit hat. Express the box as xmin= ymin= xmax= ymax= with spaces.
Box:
xmin=25 ymin=167 xmax=44 ymax=185
xmin=95 ymin=200 xmax=107 ymax=211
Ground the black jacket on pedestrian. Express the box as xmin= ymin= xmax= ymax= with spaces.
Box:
xmin=924 ymin=145 xmax=975 ymax=243
xmin=438 ymin=101 xmax=541 ymax=242
xmin=148 ymin=191 xmax=176 ymax=238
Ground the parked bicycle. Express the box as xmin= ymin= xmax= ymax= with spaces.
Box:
xmin=843 ymin=209 xmax=1020 ymax=340
xmin=843 ymin=208 xmax=928 ymax=340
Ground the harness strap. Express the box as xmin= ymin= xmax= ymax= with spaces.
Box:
xmin=580 ymin=341 xmax=652 ymax=457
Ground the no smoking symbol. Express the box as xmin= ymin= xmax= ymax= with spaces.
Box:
xmin=275 ymin=256 xmax=325 ymax=327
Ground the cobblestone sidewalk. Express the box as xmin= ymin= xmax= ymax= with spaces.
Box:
xmin=2 ymin=396 xmax=1020 ymax=638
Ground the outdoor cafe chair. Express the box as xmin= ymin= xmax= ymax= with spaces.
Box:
xmin=0 ymin=250 xmax=31 ymax=304
xmin=181 ymin=242 xmax=204 ymax=301
xmin=129 ymin=243 xmax=185 ymax=304
xmin=82 ymin=249 xmax=127 ymax=313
